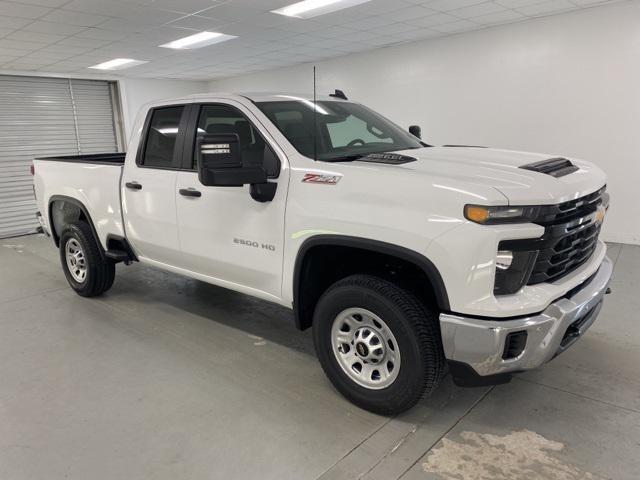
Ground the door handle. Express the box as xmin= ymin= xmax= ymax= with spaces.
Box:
xmin=179 ymin=188 xmax=202 ymax=198
xmin=125 ymin=181 xmax=142 ymax=190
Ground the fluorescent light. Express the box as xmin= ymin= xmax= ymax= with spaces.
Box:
xmin=159 ymin=31 xmax=236 ymax=50
xmin=89 ymin=58 xmax=148 ymax=70
xmin=271 ymin=0 xmax=371 ymax=19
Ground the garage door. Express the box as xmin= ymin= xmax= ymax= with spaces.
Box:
xmin=0 ymin=75 xmax=121 ymax=239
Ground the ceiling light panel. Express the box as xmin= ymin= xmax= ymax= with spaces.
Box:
xmin=159 ymin=31 xmax=237 ymax=50
xmin=88 ymin=58 xmax=148 ymax=70
xmin=272 ymin=0 xmax=372 ymax=19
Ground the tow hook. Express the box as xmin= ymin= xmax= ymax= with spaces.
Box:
xmin=606 ymin=287 xmax=612 ymax=294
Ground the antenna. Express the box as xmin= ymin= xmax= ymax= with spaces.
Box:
xmin=313 ymin=65 xmax=317 ymax=162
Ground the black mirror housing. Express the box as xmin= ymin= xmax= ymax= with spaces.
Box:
xmin=197 ymin=133 xmax=267 ymax=187
xmin=409 ymin=125 xmax=421 ymax=139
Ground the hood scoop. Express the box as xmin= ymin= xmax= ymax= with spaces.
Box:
xmin=520 ymin=157 xmax=579 ymax=178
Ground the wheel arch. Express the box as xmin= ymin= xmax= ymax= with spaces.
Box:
xmin=48 ymin=195 xmax=105 ymax=258
xmin=292 ymin=235 xmax=450 ymax=330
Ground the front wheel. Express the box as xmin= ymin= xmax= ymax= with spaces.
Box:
xmin=59 ymin=221 xmax=115 ymax=297
xmin=313 ymin=275 xmax=445 ymax=415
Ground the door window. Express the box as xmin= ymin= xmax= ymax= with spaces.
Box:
xmin=194 ymin=105 xmax=279 ymax=177
xmin=141 ymin=106 xmax=184 ymax=168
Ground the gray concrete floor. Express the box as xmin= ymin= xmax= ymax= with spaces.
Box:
xmin=0 ymin=235 xmax=638 ymax=480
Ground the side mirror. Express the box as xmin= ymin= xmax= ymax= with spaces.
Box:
xmin=409 ymin=125 xmax=421 ymax=139
xmin=197 ymin=133 xmax=267 ymax=187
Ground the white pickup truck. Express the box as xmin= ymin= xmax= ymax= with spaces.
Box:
xmin=33 ymin=91 xmax=612 ymax=414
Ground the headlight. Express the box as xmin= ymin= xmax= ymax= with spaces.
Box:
xmin=464 ymin=205 xmax=540 ymax=224
xmin=494 ymin=250 xmax=538 ymax=295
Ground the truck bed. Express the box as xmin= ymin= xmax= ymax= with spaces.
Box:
xmin=35 ymin=152 xmax=126 ymax=165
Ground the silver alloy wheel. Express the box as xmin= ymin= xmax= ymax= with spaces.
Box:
xmin=65 ymin=238 xmax=87 ymax=283
xmin=331 ymin=307 xmax=401 ymax=390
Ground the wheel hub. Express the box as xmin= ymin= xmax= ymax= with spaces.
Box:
xmin=331 ymin=308 xmax=401 ymax=390
xmin=353 ymin=327 xmax=385 ymax=364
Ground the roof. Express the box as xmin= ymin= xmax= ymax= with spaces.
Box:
xmin=179 ymin=91 xmax=350 ymax=103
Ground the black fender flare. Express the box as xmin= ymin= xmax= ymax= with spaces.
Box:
xmin=48 ymin=195 xmax=105 ymax=259
xmin=292 ymin=235 xmax=450 ymax=329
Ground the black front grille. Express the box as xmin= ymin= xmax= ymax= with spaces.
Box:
xmin=529 ymin=221 xmax=602 ymax=284
xmin=500 ymin=186 xmax=607 ymax=285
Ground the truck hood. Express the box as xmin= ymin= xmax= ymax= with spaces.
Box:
xmin=372 ymin=146 xmax=606 ymax=205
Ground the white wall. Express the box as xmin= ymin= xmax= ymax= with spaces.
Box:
xmin=208 ymin=1 xmax=640 ymax=245
xmin=118 ymin=77 xmax=207 ymax=143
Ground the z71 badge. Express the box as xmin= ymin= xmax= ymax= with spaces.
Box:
xmin=302 ymin=173 xmax=341 ymax=185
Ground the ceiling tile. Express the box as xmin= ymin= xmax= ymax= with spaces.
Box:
xmin=427 ymin=0 xmax=487 ymax=12
xmin=371 ymin=22 xmax=425 ymax=36
xmin=55 ymin=35 xmax=113 ymax=48
xmin=516 ymin=0 xmax=578 ymax=16
xmin=74 ymin=27 xmax=127 ymax=40
xmin=571 ymin=0 xmax=612 ymax=5
xmin=0 ymin=15 xmax=33 ymax=29
xmin=386 ymin=4 xmax=437 ymax=22
xmin=39 ymin=9 xmax=111 ymax=27
xmin=431 ymin=19 xmax=478 ymax=33
xmin=405 ymin=12 xmax=459 ymax=27
xmin=347 ymin=15 xmax=399 ymax=31
xmin=0 ymin=1 xmax=52 ymax=19
xmin=0 ymin=46 xmax=36 ymax=56
xmin=5 ymin=30 xmax=66 ymax=43
xmin=472 ymin=9 xmax=525 ymax=24
xmin=38 ymin=43 xmax=92 ymax=54
xmin=196 ymin=4 xmax=262 ymax=22
xmin=143 ymin=0 xmax=226 ymax=15
xmin=24 ymin=20 xmax=88 ymax=35
xmin=1 ymin=62 xmax=42 ymax=70
xmin=0 ymin=54 xmax=20 ymax=63
xmin=166 ymin=14 xmax=228 ymax=30
xmin=12 ymin=0 xmax=71 ymax=7
xmin=94 ymin=18 xmax=153 ymax=33
xmin=451 ymin=2 xmax=507 ymax=19
xmin=495 ymin=0 xmax=551 ymax=8
xmin=0 ymin=38 xmax=46 ymax=51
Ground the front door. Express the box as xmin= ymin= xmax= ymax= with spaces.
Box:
xmin=121 ymin=105 xmax=187 ymax=267
xmin=175 ymin=101 xmax=288 ymax=299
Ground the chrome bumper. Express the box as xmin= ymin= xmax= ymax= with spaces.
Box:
xmin=440 ymin=255 xmax=613 ymax=378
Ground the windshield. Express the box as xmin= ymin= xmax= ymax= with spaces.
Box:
xmin=256 ymin=100 xmax=423 ymax=161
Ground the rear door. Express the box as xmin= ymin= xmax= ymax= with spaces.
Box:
xmin=121 ymin=105 xmax=189 ymax=267
xmin=175 ymin=100 xmax=289 ymax=299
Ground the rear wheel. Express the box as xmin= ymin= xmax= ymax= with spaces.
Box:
xmin=59 ymin=221 xmax=115 ymax=297
xmin=313 ymin=274 xmax=445 ymax=415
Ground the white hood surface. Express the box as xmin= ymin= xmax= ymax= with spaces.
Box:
xmin=371 ymin=146 xmax=607 ymax=205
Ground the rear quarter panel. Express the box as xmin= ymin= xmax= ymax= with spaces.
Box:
xmin=34 ymin=160 xmax=124 ymax=248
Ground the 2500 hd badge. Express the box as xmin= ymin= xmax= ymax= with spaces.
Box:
xmin=234 ymin=238 xmax=276 ymax=251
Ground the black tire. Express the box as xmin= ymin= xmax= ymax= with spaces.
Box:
xmin=313 ymin=274 xmax=445 ymax=415
xmin=59 ymin=221 xmax=115 ymax=297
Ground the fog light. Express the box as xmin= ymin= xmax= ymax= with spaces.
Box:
xmin=496 ymin=250 xmax=513 ymax=270
xmin=502 ymin=331 xmax=527 ymax=359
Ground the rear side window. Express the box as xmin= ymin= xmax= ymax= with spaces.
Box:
xmin=141 ymin=106 xmax=184 ymax=168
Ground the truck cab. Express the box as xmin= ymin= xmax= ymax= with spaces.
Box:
xmin=33 ymin=92 xmax=612 ymax=414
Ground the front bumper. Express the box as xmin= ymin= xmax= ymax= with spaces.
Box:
xmin=440 ymin=255 xmax=612 ymax=383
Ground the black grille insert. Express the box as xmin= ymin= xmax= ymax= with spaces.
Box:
xmin=500 ymin=187 xmax=607 ymax=285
